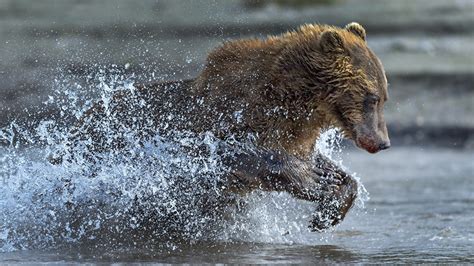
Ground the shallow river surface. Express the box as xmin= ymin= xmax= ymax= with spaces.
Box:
xmin=0 ymin=146 xmax=473 ymax=264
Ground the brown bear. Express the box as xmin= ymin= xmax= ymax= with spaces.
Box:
xmin=51 ymin=22 xmax=390 ymax=231
xmin=190 ymin=22 xmax=390 ymax=156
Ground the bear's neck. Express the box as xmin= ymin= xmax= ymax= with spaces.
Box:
xmin=261 ymin=79 xmax=337 ymax=158
xmin=193 ymin=40 xmax=337 ymax=158
xmin=259 ymin=50 xmax=340 ymax=157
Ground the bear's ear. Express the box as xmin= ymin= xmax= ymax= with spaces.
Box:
xmin=319 ymin=30 xmax=344 ymax=53
xmin=345 ymin=22 xmax=366 ymax=41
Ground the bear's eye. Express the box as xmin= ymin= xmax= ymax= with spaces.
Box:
xmin=366 ymin=94 xmax=380 ymax=105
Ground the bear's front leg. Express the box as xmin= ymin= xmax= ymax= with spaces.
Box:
xmin=219 ymin=143 xmax=358 ymax=231
xmin=309 ymin=153 xmax=358 ymax=231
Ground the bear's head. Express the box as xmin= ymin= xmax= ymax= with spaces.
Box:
xmin=311 ymin=22 xmax=390 ymax=153
xmin=319 ymin=23 xmax=390 ymax=153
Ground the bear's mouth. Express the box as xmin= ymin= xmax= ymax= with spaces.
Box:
xmin=355 ymin=136 xmax=381 ymax=153
xmin=335 ymin=120 xmax=380 ymax=153
xmin=333 ymin=107 xmax=386 ymax=154
xmin=354 ymin=132 xmax=391 ymax=153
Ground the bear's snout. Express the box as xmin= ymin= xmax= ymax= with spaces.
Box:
xmin=352 ymin=106 xmax=390 ymax=154
xmin=355 ymin=134 xmax=390 ymax=154
xmin=378 ymin=141 xmax=391 ymax=151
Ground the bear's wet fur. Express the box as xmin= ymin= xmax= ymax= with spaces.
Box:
xmin=52 ymin=23 xmax=390 ymax=231
xmin=170 ymin=22 xmax=388 ymax=158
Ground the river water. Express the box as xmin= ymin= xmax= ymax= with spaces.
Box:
xmin=1 ymin=145 xmax=472 ymax=264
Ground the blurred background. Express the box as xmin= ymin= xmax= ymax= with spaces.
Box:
xmin=0 ymin=0 xmax=473 ymax=263
xmin=1 ymin=0 xmax=473 ymax=149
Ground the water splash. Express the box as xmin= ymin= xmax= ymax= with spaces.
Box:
xmin=315 ymin=129 xmax=370 ymax=208
xmin=219 ymin=129 xmax=370 ymax=245
xmin=0 ymin=68 xmax=368 ymax=252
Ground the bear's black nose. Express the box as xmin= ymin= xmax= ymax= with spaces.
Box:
xmin=379 ymin=142 xmax=391 ymax=150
